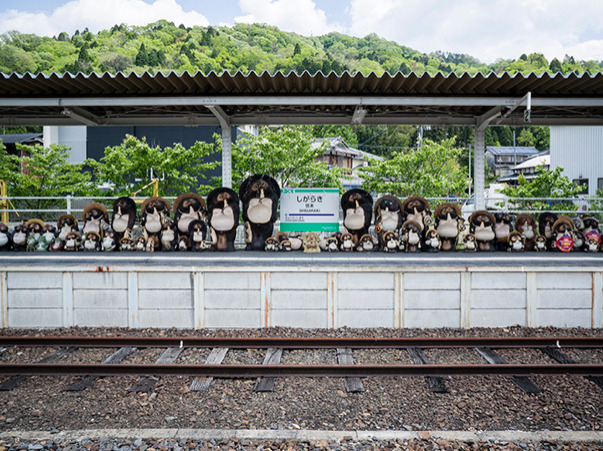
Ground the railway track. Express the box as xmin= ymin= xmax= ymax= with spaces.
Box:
xmin=1 ymin=336 xmax=602 ymax=394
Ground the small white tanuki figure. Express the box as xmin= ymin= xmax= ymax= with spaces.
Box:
xmin=339 ymin=232 xmax=354 ymax=252
xmin=463 ymin=233 xmax=477 ymax=252
xmin=382 ymin=231 xmax=399 ymax=253
xmin=303 ymin=232 xmax=321 ymax=253
xmin=102 ymin=231 xmax=117 ymax=252
xmin=134 ymin=235 xmax=147 ymax=252
xmin=325 ymin=236 xmax=339 ymax=252
xmin=83 ymin=230 xmax=102 ymax=251
xmin=534 ymin=235 xmax=547 ymax=252
xmin=160 ymin=219 xmax=176 ymax=251
xmin=507 ymin=231 xmax=525 ymax=252
xmin=401 ymin=220 xmax=422 ymax=253
xmin=188 ymin=219 xmax=208 ymax=252
xmin=64 ymin=231 xmax=82 ymax=252
xmin=423 ymin=228 xmax=441 ymax=252
xmin=264 ymin=237 xmax=280 ymax=252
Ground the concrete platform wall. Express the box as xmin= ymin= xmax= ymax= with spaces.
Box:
xmin=2 ymin=264 xmax=601 ymax=329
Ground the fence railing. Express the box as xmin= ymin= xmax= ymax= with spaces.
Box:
xmin=1 ymin=195 xmax=603 ymax=225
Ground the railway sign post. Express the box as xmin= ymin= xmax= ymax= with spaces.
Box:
xmin=280 ymin=188 xmax=340 ymax=233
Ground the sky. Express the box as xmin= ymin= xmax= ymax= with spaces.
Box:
xmin=2 ymin=0 xmax=603 ymax=64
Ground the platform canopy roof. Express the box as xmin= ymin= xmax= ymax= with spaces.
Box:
xmin=1 ymin=70 xmax=603 ymax=127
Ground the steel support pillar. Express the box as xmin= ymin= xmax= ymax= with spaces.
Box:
xmin=207 ymin=106 xmax=232 ymax=188
xmin=473 ymin=127 xmax=486 ymax=210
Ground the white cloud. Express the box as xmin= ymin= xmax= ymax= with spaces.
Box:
xmin=235 ymin=0 xmax=344 ymax=36
xmin=347 ymin=0 xmax=603 ymax=63
xmin=0 ymin=0 xmax=209 ymax=37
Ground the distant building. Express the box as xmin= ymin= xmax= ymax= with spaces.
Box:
xmin=497 ymin=151 xmax=550 ymax=186
xmin=313 ymin=136 xmax=383 ymax=189
xmin=550 ymin=126 xmax=603 ymax=196
xmin=0 ymin=132 xmax=43 ymax=157
xmin=485 ymin=146 xmax=540 ymax=177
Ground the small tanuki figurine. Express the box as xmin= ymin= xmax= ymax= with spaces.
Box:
xmin=468 ymin=210 xmax=496 ymax=252
xmin=57 ymin=214 xmax=78 ymax=241
xmin=83 ymin=231 xmax=102 ymax=251
xmin=401 ymin=220 xmax=422 ymax=253
xmin=463 ymin=233 xmax=477 ymax=252
xmin=494 ymin=212 xmax=514 ymax=251
xmin=356 ymin=234 xmax=375 ymax=252
xmin=239 ymin=175 xmax=281 ymax=251
xmin=373 ymin=195 xmax=404 ymax=250
xmin=112 ymin=197 xmax=137 ymax=244
xmin=339 ymin=232 xmax=354 ymax=252
xmin=160 ymin=219 xmax=177 ymax=251
xmin=64 ymin=231 xmax=81 ymax=251
xmin=341 ymin=188 xmax=373 ymax=246
xmin=424 ymin=228 xmax=441 ymax=252
xmin=515 ymin=213 xmax=538 ymax=251
xmin=402 ymin=196 xmax=431 ymax=232
xmin=303 ymin=232 xmax=321 ymax=253
xmin=325 ymin=236 xmax=339 ymax=252
xmin=288 ymin=234 xmax=303 ymax=251
xmin=102 ymin=231 xmax=117 ymax=252
xmin=538 ymin=212 xmax=558 ymax=249
xmin=275 ymin=232 xmax=293 ymax=252
xmin=585 ymin=236 xmax=600 ymax=252
xmin=82 ymin=203 xmax=109 ymax=236
xmin=551 ymin=216 xmax=575 ymax=252
xmin=534 ymin=235 xmax=547 ymax=252
xmin=26 ymin=219 xmax=44 ymax=251
xmin=134 ymin=235 xmax=147 ymax=252
xmin=37 ymin=224 xmax=58 ymax=252
xmin=188 ymin=219 xmax=207 ymax=252
xmin=382 ymin=231 xmax=399 ymax=253
xmin=433 ymin=203 xmax=463 ymax=252
xmin=173 ymin=193 xmax=206 ymax=244
xmin=0 ymin=223 xmax=12 ymax=251
xmin=507 ymin=231 xmax=525 ymax=252
xmin=206 ymin=187 xmax=239 ymax=252
xmin=119 ymin=236 xmax=134 ymax=251
xmin=572 ymin=230 xmax=585 ymax=251
xmin=12 ymin=223 xmax=28 ymax=251
xmin=177 ymin=235 xmax=190 ymax=251
xmin=265 ymin=237 xmax=280 ymax=252
xmin=141 ymin=197 xmax=171 ymax=252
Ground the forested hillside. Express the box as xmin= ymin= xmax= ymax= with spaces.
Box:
xmin=1 ymin=21 xmax=601 ymax=76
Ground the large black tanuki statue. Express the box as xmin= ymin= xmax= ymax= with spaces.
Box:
xmin=434 ymin=203 xmax=463 ymax=252
xmin=111 ymin=197 xmax=137 ymax=246
xmin=0 ymin=223 xmax=12 ymax=251
xmin=373 ymin=195 xmax=404 ymax=251
xmin=341 ymin=188 xmax=373 ymax=246
xmin=469 ymin=210 xmax=497 ymax=251
xmin=206 ymin=187 xmax=240 ymax=252
xmin=239 ymin=175 xmax=280 ymax=251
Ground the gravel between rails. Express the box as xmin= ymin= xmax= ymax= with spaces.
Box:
xmin=0 ymin=326 xmax=601 ymax=438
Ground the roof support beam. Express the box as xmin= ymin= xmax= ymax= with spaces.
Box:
xmin=207 ymin=105 xmax=232 ymax=189
xmin=61 ymin=107 xmax=102 ymax=126
xmin=495 ymin=92 xmax=531 ymax=125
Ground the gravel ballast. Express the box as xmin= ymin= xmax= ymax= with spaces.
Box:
xmin=0 ymin=326 xmax=601 ymax=446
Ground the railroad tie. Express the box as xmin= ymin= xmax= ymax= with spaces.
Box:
xmin=129 ymin=347 xmax=183 ymax=393
xmin=540 ymin=347 xmax=603 ymax=390
xmin=336 ymin=348 xmax=365 ymax=393
xmin=190 ymin=347 xmax=229 ymax=391
xmin=475 ymin=347 xmax=541 ymax=394
xmin=254 ymin=348 xmax=283 ymax=392
xmin=0 ymin=347 xmax=75 ymax=391
xmin=64 ymin=347 xmax=137 ymax=391
xmin=406 ymin=347 xmax=449 ymax=393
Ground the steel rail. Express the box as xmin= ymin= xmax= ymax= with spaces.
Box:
xmin=0 ymin=363 xmax=601 ymax=378
xmin=0 ymin=336 xmax=601 ymax=349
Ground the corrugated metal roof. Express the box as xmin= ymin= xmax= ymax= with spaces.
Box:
xmin=486 ymin=146 xmax=539 ymax=156
xmin=1 ymin=70 xmax=603 ymax=126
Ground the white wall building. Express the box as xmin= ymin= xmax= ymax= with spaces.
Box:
xmin=43 ymin=126 xmax=87 ymax=163
xmin=550 ymin=126 xmax=603 ymax=195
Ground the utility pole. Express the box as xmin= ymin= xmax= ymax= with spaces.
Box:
xmin=468 ymin=145 xmax=472 ymax=197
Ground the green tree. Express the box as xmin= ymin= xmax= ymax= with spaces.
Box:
xmin=87 ymin=135 xmax=220 ymax=197
xmin=500 ymin=165 xmax=582 ymax=211
xmin=231 ymin=127 xmax=345 ymax=192
xmin=135 ymin=43 xmax=148 ymax=66
xmin=358 ymin=138 xmax=467 ymax=197
xmin=517 ymin=129 xmax=535 ymax=146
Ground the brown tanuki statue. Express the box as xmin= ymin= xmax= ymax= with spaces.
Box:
xmin=339 ymin=232 xmax=354 ymax=252
xmin=206 ymin=187 xmax=239 ymax=252
xmin=112 ymin=197 xmax=137 ymax=245
xmin=463 ymin=233 xmax=477 ymax=252
xmin=173 ymin=193 xmax=206 ymax=246
xmin=64 ymin=231 xmax=81 ymax=251
xmin=401 ymin=220 xmax=422 ymax=253
xmin=325 ymin=236 xmax=339 ymax=252
xmin=239 ymin=175 xmax=281 ymax=251
xmin=83 ymin=231 xmax=102 ymax=251
xmin=402 ymin=196 xmax=431 ymax=232
xmin=515 ymin=213 xmax=538 ymax=251
xmin=373 ymin=195 xmax=404 ymax=251
xmin=507 ymin=231 xmax=525 ymax=252
xmin=356 ymin=234 xmax=375 ymax=252
xmin=538 ymin=212 xmax=558 ymax=249
xmin=188 ymin=219 xmax=208 ymax=252
xmin=423 ymin=228 xmax=441 ymax=252
xmin=82 ymin=203 xmax=108 ymax=237
xmin=381 ymin=231 xmax=399 ymax=253
xmin=265 ymin=237 xmax=280 ymax=252
xmin=494 ymin=212 xmax=513 ymax=251
xmin=434 ymin=203 xmax=463 ymax=251
xmin=551 ymin=216 xmax=575 ymax=252
xmin=534 ymin=235 xmax=547 ymax=252
xmin=303 ymin=232 xmax=321 ymax=253
xmin=341 ymin=189 xmax=373 ymax=246
xmin=469 ymin=210 xmax=496 ymax=252
xmin=140 ymin=197 xmax=170 ymax=253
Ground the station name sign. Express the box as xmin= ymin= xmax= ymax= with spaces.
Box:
xmin=280 ymin=188 xmax=340 ymax=232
